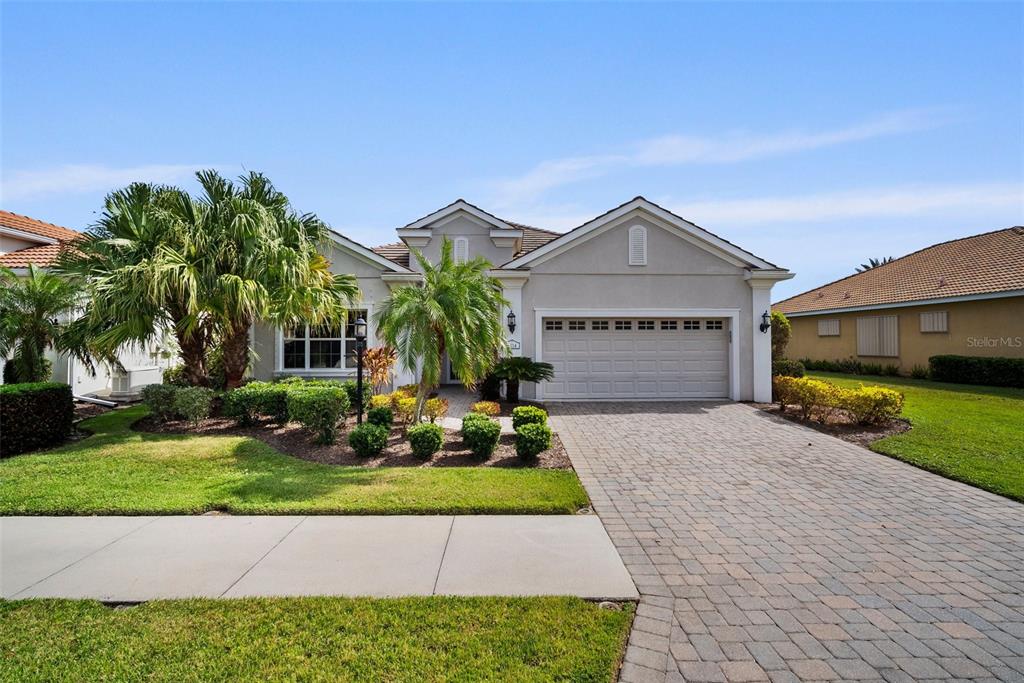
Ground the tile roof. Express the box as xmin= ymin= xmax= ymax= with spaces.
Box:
xmin=0 ymin=243 xmax=66 ymax=268
xmin=370 ymin=222 xmax=563 ymax=268
xmin=774 ymin=226 xmax=1024 ymax=315
xmin=0 ymin=210 xmax=80 ymax=242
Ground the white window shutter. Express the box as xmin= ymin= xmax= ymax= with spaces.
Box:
xmin=856 ymin=315 xmax=899 ymax=357
xmin=628 ymin=226 xmax=647 ymax=265
xmin=817 ymin=319 xmax=840 ymax=336
xmin=920 ymin=311 xmax=948 ymax=333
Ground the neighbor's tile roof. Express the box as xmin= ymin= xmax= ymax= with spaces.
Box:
xmin=774 ymin=226 xmax=1024 ymax=315
xmin=371 ymin=223 xmax=562 ymax=269
xmin=0 ymin=210 xmax=80 ymax=242
xmin=0 ymin=243 xmax=66 ymax=268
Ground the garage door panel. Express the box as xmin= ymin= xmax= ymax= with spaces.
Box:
xmin=543 ymin=318 xmax=729 ymax=399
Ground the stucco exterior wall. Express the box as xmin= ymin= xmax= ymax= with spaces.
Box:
xmin=518 ymin=216 xmax=761 ymax=400
xmin=783 ymin=296 xmax=1024 ymax=372
xmin=407 ymin=215 xmax=518 ymax=272
xmin=0 ymin=235 xmax=38 ymax=254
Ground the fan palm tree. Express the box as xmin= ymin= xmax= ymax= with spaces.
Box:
xmin=0 ymin=265 xmax=90 ymax=382
xmin=373 ymin=238 xmax=508 ymax=419
xmin=856 ymin=256 xmax=894 ymax=272
xmin=189 ymin=171 xmax=360 ymax=388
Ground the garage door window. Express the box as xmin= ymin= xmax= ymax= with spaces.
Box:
xmin=567 ymin=320 xmax=586 ymax=331
xmin=660 ymin=320 xmax=678 ymax=330
xmin=705 ymin=320 xmax=724 ymax=330
xmin=545 ymin=320 xmax=563 ymax=331
xmin=683 ymin=320 xmax=700 ymax=330
xmin=615 ymin=320 xmax=632 ymax=330
xmin=591 ymin=320 xmax=608 ymax=331
xmin=638 ymin=320 xmax=655 ymax=330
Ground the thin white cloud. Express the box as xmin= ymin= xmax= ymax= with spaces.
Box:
xmin=1 ymin=163 xmax=214 ymax=201
xmin=491 ymin=109 xmax=949 ymax=206
xmin=666 ymin=182 xmax=1023 ymax=226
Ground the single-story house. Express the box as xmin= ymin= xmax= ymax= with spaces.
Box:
xmin=773 ymin=227 xmax=1024 ymax=372
xmin=0 ymin=210 xmax=175 ymax=397
xmin=251 ymin=197 xmax=793 ymax=402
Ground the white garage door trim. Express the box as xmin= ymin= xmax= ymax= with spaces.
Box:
xmin=534 ymin=308 xmax=741 ymax=401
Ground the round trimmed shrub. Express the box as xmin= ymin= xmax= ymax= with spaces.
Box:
xmin=461 ymin=411 xmax=490 ymax=428
xmin=287 ymin=385 xmax=349 ymax=444
xmin=367 ymin=405 xmax=394 ymax=428
xmin=141 ymin=383 xmax=180 ymax=421
xmin=462 ymin=417 xmax=501 ymax=460
xmin=511 ymin=405 xmax=547 ymax=430
xmin=515 ymin=422 xmax=552 ymax=460
xmin=173 ymin=386 xmax=215 ymax=427
xmin=408 ymin=422 xmax=444 ymax=460
xmin=348 ymin=422 xmax=388 ymax=457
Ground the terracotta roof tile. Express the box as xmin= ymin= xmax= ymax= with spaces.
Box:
xmin=0 ymin=210 xmax=80 ymax=241
xmin=0 ymin=243 xmax=66 ymax=268
xmin=774 ymin=227 xmax=1024 ymax=315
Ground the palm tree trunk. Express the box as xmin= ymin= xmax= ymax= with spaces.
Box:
xmin=506 ymin=378 xmax=520 ymax=404
xmin=175 ymin=330 xmax=209 ymax=387
xmin=221 ymin=321 xmax=251 ymax=389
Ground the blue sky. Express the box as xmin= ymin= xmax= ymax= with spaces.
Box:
xmin=2 ymin=1 xmax=1021 ymax=300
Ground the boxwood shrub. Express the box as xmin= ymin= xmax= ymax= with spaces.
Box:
xmin=287 ymin=385 xmax=349 ymax=444
xmin=341 ymin=379 xmax=372 ymax=414
xmin=348 ymin=422 xmax=388 ymax=457
xmin=367 ymin=405 xmax=394 ymax=428
xmin=929 ymin=355 xmax=1024 ymax=388
xmin=173 ymin=386 xmax=215 ymax=427
xmin=771 ymin=359 xmax=805 ymax=378
xmin=408 ymin=422 xmax=444 ymax=460
xmin=141 ymin=383 xmax=180 ymax=421
xmin=511 ymin=405 xmax=547 ymax=430
xmin=515 ymin=422 xmax=552 ymax=460
xmin=224 ymin=381 xmax=290 ymax=426
xmin=0 ymin=382 xmax=74 ymax=457
xmin=462 ymin=417 xmax=501 ymax=460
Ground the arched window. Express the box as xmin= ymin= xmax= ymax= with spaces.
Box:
xmin=454 ymin=237 xmax=469 ymax=264
xmin=628 ymin=225 xmax=647 ymax=266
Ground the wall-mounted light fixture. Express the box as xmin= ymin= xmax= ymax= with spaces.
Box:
xmin=759 ymin=310 xmax=772 ymax=334
xmin=506 ymin=310 xmax=517 ymax=334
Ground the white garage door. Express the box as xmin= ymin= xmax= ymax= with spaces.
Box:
xmin=541 ymin=318 xmax=729 ymax=399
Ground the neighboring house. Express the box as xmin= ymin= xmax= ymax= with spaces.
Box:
xmin=0 ymin=210 xmax=174 ymax=397
xmin=251 ymin=197 xmax=793 ymax=402
xmin=773 ymin=227 xmax=1024 ymax=372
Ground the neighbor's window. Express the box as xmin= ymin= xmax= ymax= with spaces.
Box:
xmin=817 ymin=319 xmax=840 ymax=337
xmin=920 ymin=311 xmax=948 ymax=333
xmin=591 ymin=320 xmax=609 ymax=331
xmin=637 ymin=320 xmax=655 ymax=330
xmin=283 ymin=310 xmax=368 ymax=370
xmin=856 ymin=315 xmax=899 ymax=357
xmin=628 ymin=225 xmax=647 ymax=266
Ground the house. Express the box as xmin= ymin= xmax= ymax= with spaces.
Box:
xmin=251 ymin=197 xmax=793 ymax=402
xmin=0 ymin=210 xmax=174 ymax=396
xmin=773 ymin=227 xmax=1024 ymax=372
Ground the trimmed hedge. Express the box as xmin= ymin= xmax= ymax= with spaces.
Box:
xmin=224 ymin=382 xmax=290 ymax=426
xmin=348 ymin=423 xmax=388 ymax=457
xmin=173 ymin=387 xmax=215 ymax=427
xmin=366 ymin=406 xmax=394 ymax=428
xmin=141 ymin=384 xmax=180 ymax=421
xmin=771 ymin=359 xmax=805 ymax=378
xmin=341 ymin=379 xmax=372 ymax=414
xmin=773 ymin=375 xmax=904 ymax=425
xmin=408 ymin=422 xmax=444 ymax=460
xmin=287 ymin=385 xmax=349 ymax=444
xmin=0 ymin=382 xmax=74 ymax=457
xmin=929 ymin=355 xmax=1024 ymax=388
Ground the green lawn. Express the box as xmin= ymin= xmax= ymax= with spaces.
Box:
xmin=0 ymin=407 xmax=589 ymax=515
xmin=809 ymin=372 xmax=1024 ymax=501
xmin=0 ymin=596 xmax=633 ymax=683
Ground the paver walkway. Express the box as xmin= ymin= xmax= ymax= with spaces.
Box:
xmin=1 ymin=515 xmax=637 ymax=601
xmin=551 ymin=401 xmax=1024 ymax=683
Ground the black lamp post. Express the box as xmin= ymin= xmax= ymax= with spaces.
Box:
xmin=354 ymin=317 xmax=367 ymax=423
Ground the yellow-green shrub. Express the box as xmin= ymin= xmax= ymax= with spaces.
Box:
xmin=394 ymin=396 xmax=417 ymax=425
xmin=774 ymin=376 xmax=903 ymax=425
xmin=470 ymin=401 xmax=500 ymax=416
xmin=369 ymin=394 xmax=393 ymax=410
xmin=424 ymin=397 xmax=449 ymax=423
xmin=844 ymin=385 xmax=904 ymax=425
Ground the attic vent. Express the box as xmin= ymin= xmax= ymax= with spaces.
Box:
xmin=937 ymin=277 xmax=947 ymax=288
xmin=1012 ymin=227 xmax=1024 ymax=236
xmin=628 ymin=225 xmax=647 ymax=266
xmin=843 ymin=291 xmax=851 ymax=300
xmin=453 ymin=237 xmax=469 ymax=264
xmin=816 ymin=291 xmax=825 ymax=299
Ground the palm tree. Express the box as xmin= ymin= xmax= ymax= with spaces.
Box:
xmin=190 ymin=171 xmax=359 ymax=388
xmin=373 ymin=238 xmax=508 ymax=419
xmin=493 ymin=357 xmax=555 ymax=403
xmin=0 ymin=265 xmax=91 ymax=383
xmin=856 ymin=256 xmax=894 ymax=272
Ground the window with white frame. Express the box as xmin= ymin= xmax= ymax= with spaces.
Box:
xmin=453 ymin=237 xmax=469 ymax=264
xmin=591 ymin=320 xmax=609 ymax=331
xmin=817 ymin=319 xmax=840 ymax=337
xmin=544 ymin=320 xmax=563 ymax=331
xmin=615 ymin=320 xmax=632 ymax=331
xmin=856 ymin=315 xmax=899 ymax=357
xmin=283 ymin=310 xmax=368 ymax=370
xmin=920 ymin=311 xmax=948 ymax=333
xmin=628 ymin=225 xmax=647 ymax=266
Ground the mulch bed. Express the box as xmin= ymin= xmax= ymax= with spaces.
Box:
xmin=758 ymin=403 xmax=911 ymax=448
xmin=74 ymin=401 xmax=112 ymax=422
xmin=136 ymin=414 xmax=571 ymax=470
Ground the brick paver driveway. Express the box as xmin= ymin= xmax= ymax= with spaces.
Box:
xmin=551 ymin=402 xmax=1024 ymax=682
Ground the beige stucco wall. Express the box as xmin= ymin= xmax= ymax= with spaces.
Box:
xmin=408 ymin=214 xmax=518 ymax=271
xmin=0 ymin=234 xmax=39 ymax=254
xmin=783 ymin=296 xmax=1024 ymax=372
xmin=519 ymin=215 xmax=761 ymax=400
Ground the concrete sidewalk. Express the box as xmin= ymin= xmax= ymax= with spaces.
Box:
xmin=1 ymin=515 xmax=638 ymax=602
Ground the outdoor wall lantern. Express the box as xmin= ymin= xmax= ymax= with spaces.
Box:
xmin=354 ymin=317 xmax=367 ymax=423
xmin=759 ymin=310 xmax=772 ymax=334
xmin=506 ymin=310 xmax=517 ymax=334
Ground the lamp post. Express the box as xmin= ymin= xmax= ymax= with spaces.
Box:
xmin=354 ymin=317 xmax=367 ymax=423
